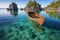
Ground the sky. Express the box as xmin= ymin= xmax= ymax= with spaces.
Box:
xmin=0 ymin=0 xmax=57 ymax=8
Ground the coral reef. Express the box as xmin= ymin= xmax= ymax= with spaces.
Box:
xmin=0 ymin=19 xmax=60 ymax=40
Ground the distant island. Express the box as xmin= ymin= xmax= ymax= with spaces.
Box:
xmin=24 ymin=0 xmax=42 ymax=13
xmin=45 ymin=0 xmax=60 ymax=10
xmin=7 ymin=2 xmax=18 ymax=10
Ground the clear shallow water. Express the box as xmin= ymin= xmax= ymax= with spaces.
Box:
xmin=0 ymin=9 xmax=60 ymax=40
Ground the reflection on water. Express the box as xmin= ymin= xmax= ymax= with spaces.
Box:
xmin=27 ymin=10 xmax=60 ymax=30
xmin=40 ymin=10 xmax=60 ymax=30
xmin=0 ymin=9 xmax=18 ymax=27
xmin=45 ymin=10 xmax=60 ymax=19
xmin=29 ymin=18 xmax=45 ymax=32
xmin=0 ymin=9 xmax=60 ymax=40
xmin=27 ymin=12 xmax=45 ymax=32
xmin=7 ymin=10 xmax=18 ymax=17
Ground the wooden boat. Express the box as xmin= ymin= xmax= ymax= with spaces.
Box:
xmin=28 ymin=12 xmax=45 ymax=25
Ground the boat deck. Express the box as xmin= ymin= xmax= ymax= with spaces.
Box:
xmin=29 ymin=12 xmax=45 ymax=25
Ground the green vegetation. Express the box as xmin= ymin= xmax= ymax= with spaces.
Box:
xmin=25 ymin=0 xmax=42 ymax=13
xmin=45 ymin=1 xmax=60 ymax=10
xmin=26 ymin=0 xmax=41 ymax=9
xmin=45 ymin=0 xmax=60 ymax=19
xmin=45 ymin=11 xmax=60 ymax=19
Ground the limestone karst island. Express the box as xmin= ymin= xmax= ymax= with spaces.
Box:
xmin=7 ymin=2 xmax=18 ymax=10
xmin=24 ymin=0 xmax=42 ymax=13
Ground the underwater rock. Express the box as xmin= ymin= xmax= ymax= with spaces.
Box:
xmin=19 ymin=26 xmax=24 ymax=31
xmin=26 ymin=38 xmax=29 ymax=40
xmin=0 ymin=30 xmax=5 ymax=37
xmin=37 ymin=37 xmax=40 ymax=40
xmin=0 ymin=30 xmax=6 ymax=40
xmin=31 ymin=32 xmax=37 ymax=39
xmin=8 ymin=29 xmax=12 ymax=33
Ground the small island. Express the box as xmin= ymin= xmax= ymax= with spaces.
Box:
xmin=24 ymin=0 xmax=42 ymax=13
xmin=7 ymin=2 xmax=18 ymax=10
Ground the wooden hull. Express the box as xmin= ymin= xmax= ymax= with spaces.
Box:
xmin=28 ymin=12 xmax=45 ymax=25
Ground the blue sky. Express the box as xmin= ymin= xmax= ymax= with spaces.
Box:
xmin=0 ymin=0 xmax=57 ymax=8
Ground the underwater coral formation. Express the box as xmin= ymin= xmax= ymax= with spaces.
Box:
xmin=0 ymin=19 xmax=60 ymax=40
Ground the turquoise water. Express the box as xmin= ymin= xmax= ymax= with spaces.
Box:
xmin=0 ymin=9 xmax=60 ymax=40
